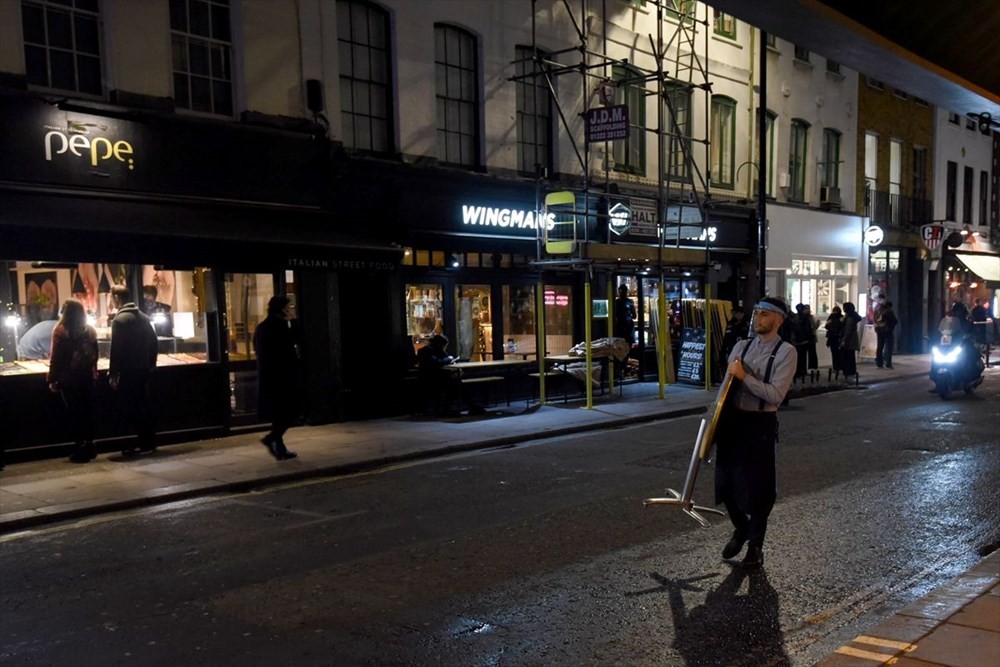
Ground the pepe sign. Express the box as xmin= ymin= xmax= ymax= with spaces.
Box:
xmin=43 ymin=120 xmax=135 ymax=172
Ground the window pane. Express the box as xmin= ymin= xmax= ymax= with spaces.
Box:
xmin=210 ymin=44 xmax=230 ymax=79
xmin=191 ymin=75 xmax=212 ymax=112
xmin=353 ymin=80 xmax=370 ymax=114
xmin=169 ymin=0 xmax=187 ymax=31
xmin=173 ymin=72 xmax=190 ymax=108
xmin=24 ymin=45 xmax=49 ymax=86
xmin=210 ymin=3 xmax=230 ymax=41
xmin=22 ymin=4 xmax=46 ymax=44
xmin=47 ymin=9 xmax=73 ymax=49
xmin=353 ymin=44 xmax=370 ymax=79
xmin=74 ymin=14 xmax=99 ymax=54
xmin=172 ymin=35 xmax=188 ymax=70
xmin=339 ymin=77 xmax=353 ymax=112
xmin=189 ymin=41 xmax=209 ymax=75
xmin=77 ymin=54 xmax=101 ymax=94
xmin=50 ymin=49 xmax=75 ymax=89
xmin=212 ymin=79 xmax=232 ymax=115
xmin=190 ymin=0 xmax=210 ymax=37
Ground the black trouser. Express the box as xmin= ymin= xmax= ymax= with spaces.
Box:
xmin=875 ymin=331 xmax=894 ymax=367
xmin=117 ymin=370 xmax=155 ymax=449
xmin=715 ymin=410 xmax=778 ymax=548
xmin=841 ymin=348 xmax=858 ymax=376
xmin=61 ymin=383 xmax=95 ymax=445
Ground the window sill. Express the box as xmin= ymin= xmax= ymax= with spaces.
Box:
xmin=711 ymin=34 xmax=742 ymax=48
xmin=825 ymin=70 xmax=845 ymax=82
xmin=792 ymin=58 xmax=813 ymax=70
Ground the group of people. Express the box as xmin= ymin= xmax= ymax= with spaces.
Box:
xmin=43 ymin=291 xmax=302 ymax=464
xmin=46 ymin=286 xmax=159 ymax=463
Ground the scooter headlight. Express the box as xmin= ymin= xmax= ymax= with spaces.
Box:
xmin=932 ymin=345 xmax=962 ymax=363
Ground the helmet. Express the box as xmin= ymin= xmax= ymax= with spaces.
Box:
xmin=950 ymin=302 xmax=969 ymax=318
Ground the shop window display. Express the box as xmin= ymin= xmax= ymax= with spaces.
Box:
xmin=787 ymin=258 xmax=855 ymax=318
xmin=1 ymin=261 xmax=211 ymax=374
xmin=503 ymin=285 xmax=536 ymax=357
xmin=406 ymin=283 xmax=444 ymax=350
xmin=456 ymin=284 xmax=492 ymax=361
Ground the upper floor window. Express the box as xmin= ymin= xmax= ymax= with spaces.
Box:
xmin=666 ymin=0 xmax=695 ymax=21
xmin=945 ymin=161 xmax=957 ymax=220
xmin=710 ymin=96 xmax=736 ymax=188
xmin=713 ymin=11 xmax=736 ymax=39
xmin=170 ymin=0 xmax=234 ymax=116
xmin=826 ymin=59 xmax=841 ymax=75
xmin=663 ymin=84 xmax=691 ymax=180
xmin=793 ymin=45 xmax=810 ymax=62
xmin=980 ymin=171 xmax=989 ymax=225
xmin=515 ymin=46 xmax=553 ymax=177
xmin=756 ymin=109 xmax=777 ymax=197
xmin=21 ymin=0 xmax=102 ymax=95
xmin=892 ymin=88 xmax=908 ymax=100
xmin=948 ymin=112 xmax=961 ymax=124
xmin=612 ymin=64 xmax=645 ymax=175
xmin=821 ymin=129 xmax=841 ymax=189
xmin=338 ymin=0 xmax=392 ymax=153
xmin=866 ymin=76 xmax=884 ymax=91
xmin=765 ymin=33 xmax=776 ymax=49
xmin=434 ymin=24 xmax=479 ymax=167
xmin=788 ymin=119 xmax=810 ymax=202
xmin=963 ymin=166 xmax=974 ymax=223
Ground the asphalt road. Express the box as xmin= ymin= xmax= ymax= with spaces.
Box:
xmin=2 ymin=369 xmax=998 ymax=666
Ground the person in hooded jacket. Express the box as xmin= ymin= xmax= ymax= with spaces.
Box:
xmin=109 ymin=285 xmax=159 ymax=456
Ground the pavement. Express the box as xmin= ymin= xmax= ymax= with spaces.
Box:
xmin=1 ymin=353 xmax=997 ymax=666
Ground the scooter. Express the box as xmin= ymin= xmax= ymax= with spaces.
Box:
xmin=930 ymin=334 xmax=985 ymax=399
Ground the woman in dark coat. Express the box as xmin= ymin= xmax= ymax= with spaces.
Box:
xmin=48 ymin=299 xmax=99 ymax=463
xmin=839 ymin=302 xmax=863 ymax=379
xmin=253 ymin=295 xmax=300 ymax=460
xmin=824 ymin=306 xmax=844 ymax=377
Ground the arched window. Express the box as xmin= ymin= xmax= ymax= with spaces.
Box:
xmin=434 ymin=24 xmax=480 ymax=167
xmin=789 ymin=119 xmax=810 ymax=201
xmin=338 ymin=0 xmax=393 ymax=153
xmin=710 ymin=96 xmax=736 ymax=188
xmin=515 ymin=45 xmax=553 ymax=177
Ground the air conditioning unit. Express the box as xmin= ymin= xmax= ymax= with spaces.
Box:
xmin=778 ymin=172 xmax=790 ymax=188
xmin=820 ymin=186 xmax=842 ymax=208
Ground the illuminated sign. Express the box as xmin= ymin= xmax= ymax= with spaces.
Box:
xmin=864 ymin=225 xmax=884 ymax=247
xmin=461 ymin=205 xmax=555 ymax=231
xmin=608 ymin=202 xmax=632 ymax=235
xmin=44 ymin=127 xmax=135 ymax=171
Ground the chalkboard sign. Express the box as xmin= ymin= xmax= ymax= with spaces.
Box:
xmin=677 ymin=327 xmax=706 ymax=385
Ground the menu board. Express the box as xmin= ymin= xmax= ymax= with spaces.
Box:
xmin=677 ymin=327 xmax=706 ymax=385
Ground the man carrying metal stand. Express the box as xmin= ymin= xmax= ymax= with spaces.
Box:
xmin=716 ymin=297 xmax=797 ymax=568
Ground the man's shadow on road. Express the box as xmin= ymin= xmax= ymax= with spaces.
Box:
xmin=629 ymin=565 xmax=791 ymax=667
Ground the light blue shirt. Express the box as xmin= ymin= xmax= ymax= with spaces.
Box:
xmin=17 ymin=320 xmax=57 ymax=360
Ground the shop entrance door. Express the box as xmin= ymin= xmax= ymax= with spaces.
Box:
xmin=223 ymin=272 xmax=277 ymax=424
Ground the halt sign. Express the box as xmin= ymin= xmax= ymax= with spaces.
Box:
xmin=585 ymin=104 xmax=630 ymax=143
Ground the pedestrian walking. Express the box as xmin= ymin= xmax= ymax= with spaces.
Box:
xmin=824 ymin=306 xmax=844 ymax=377
xmin=47 ymin=299 xmax=99 ymax=463
xmin=715 ymin=296 xmax=797 ymax=568
xmin=253 ymin=295 xmax=300 ymax=460
xmin=875 ymin=300 xmax=898 ymax=369
xmin=109 ymin=284 xmax=159 ymax=456
xmin=839 ymin=302 xmax=862 ymax=379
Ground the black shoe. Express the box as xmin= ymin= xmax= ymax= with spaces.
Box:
xmin=275 ymin=449 xmax=298 ymax=460
xmin=742 ymin=545 xmax=764 ymax=568
xmin=722 ymin=531 xmax=747 ymax=559
xmin=121 ymin=447 xmax=141 ymax=457
xmin=886 ymin=365 xmax=894 ymax=369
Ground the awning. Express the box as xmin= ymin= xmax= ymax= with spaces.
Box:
xmin=953 ymin=252 xmax=1000 ymax=283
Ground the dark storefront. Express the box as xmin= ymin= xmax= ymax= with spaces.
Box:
xmin=0 ymin=92 xmax=401 ymax=455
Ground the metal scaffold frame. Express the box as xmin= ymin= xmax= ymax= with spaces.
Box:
xmin=510 ymin=0 xmax=716 ymax=405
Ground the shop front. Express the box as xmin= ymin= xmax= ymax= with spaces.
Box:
xmin=0 ymin=92 xmax=401 ymax=456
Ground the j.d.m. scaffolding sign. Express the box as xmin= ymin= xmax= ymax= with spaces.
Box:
xmin=585 ymin=104 xmax=630 ymax=142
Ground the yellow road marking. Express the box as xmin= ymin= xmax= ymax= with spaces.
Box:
xmin=855 ymin=635 xmax=916 ymax=652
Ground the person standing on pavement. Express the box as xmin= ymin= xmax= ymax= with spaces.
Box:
xmin=109 ymin=284 xmax=159 ymax=456
xmin=875 ymin=300 xmax=898 ymax=369
xmin=253 ymin=295 xmax=299 ymax=460
xmin=839 ymin=302 xmax=862 ymax=380
xmin=715 ymin=296 xmax=797 ymax=568
xmin=824 ymin=306 xmax=844 ymax=377
xmin=47 ymin=299 xmax=99 ymax=463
